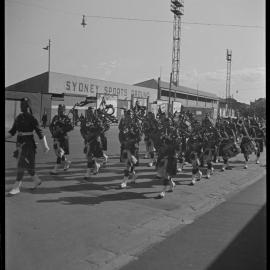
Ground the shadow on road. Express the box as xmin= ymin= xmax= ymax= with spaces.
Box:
xmin=35 ymin=191 xmax=157 ymax=205
xmin=207 ymin=204 xmax=266 ymax=270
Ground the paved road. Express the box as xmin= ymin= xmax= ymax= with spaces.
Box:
xmin=5 ymin=127 xmax=267 ymax=270
xmin=120 ymin=175 xmax=266 ymax=270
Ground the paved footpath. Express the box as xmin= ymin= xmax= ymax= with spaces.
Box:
xmin=5 ymin=127 xmax=266 ymax=270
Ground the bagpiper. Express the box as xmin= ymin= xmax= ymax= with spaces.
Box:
xmin=49 ymin=104 xmax=74 ymax=174
xmin=80 ymin=107 xmax=104 ymax=179
xmin=142 ymin=111 xmax=158 ymax=166
xmin=5 ymin=98 xmax=50 ymax=195
xmin=119 ymin=109 xmax=142 ymax=188
xmin=155 ymin=112 xmax=179 ymax=197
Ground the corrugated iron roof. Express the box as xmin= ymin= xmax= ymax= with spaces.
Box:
xmin=134 ymin=79 xmax=219 ymax=100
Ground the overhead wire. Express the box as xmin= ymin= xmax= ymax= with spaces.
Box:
xmin=6 ymin=0 xmax=264 ymax=29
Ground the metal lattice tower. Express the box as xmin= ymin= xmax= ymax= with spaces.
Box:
xmin=225 ymin=49 xmax=232 ymax=116
xmin=170 ymin=0 xmax=184 ymax=87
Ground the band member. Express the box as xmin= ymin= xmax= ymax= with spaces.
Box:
xmin=49 ymin=104 xmax=73 ymax=174
xmin=118 ymin=109 xmax=128 ymax=162
xmin=157 ymin=136 xmax=177 ymax=198
xmin=96 ymin=108 xmax=110 ymax=165
xmin=238 ymin=123 xmax=257 ymax=169
xmin=250 ymin=125 xmax=264 ymax=164
xmin=219 ymin=124 xmax=232 ymax=171
xmin=189 ymin=151 xmax=202 ymax=185
xmin=119 ymin=110 xmax=142 ymax=188
xmin=142 ymin=111 xmax=158 ymax=166
xmin=80 ymin=107 xmax=104 ymax=179
xmin=5 ymin=98 xmax=50 ymax=195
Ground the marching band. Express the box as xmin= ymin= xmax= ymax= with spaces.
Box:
xmin=6 ymin=97 xmax=266 ymax=198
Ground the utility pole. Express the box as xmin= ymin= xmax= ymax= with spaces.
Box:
xmin=170 ymin=0 xmax=184 ymax=87
xmin=225 ymin=49 xmax=232 ymax=116
xmin=168 ymin=72 xmax=173 ymax=114
xmin=43 ymin=39 xmax=51 ymax=72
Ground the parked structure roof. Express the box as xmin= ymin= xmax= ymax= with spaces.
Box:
xmin=134 ymin=79 xmax=219 ymax=100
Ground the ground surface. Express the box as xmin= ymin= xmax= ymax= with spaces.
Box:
xmin=5 ymin=126 xmax=266 ymax=270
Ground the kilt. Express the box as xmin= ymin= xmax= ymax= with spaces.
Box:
xmin=219 ymin=139 xmax=240 ymax=158
xmin=240 ymin=137 xmax=256 ymax=155
xmin=255 ymin=138 xmax=264 ymax=153
xmin=16 ymin=142 xmax=36 ymax=174
xmin=54 ymin=136 xmax=69 ymax=155
xmin=85 ymin=139 xmax=104 ymax=158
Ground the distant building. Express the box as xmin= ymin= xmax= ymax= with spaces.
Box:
xmin=135 ymin=78 xmax=219 ymax=122
xmin=5 ymin=72 xmax=220 ymax=127
xmin=5 ymin=72 xmax=157 ymax=128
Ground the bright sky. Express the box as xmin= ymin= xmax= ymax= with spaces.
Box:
xmin=5 ymin=0 xmax=265 ymax=104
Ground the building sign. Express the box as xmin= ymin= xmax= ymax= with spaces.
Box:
xmin=172 ymin=101 xmax=182 ymax=113
xmin=157 ymin=100 xmax=168 ymax=114
xmin=49 ymin=72 xmax=157 ymax=102
xmin=97 ymin=93 xmax=118 ymax=117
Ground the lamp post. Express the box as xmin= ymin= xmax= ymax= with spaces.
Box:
xmin=43 ymin=39 xmax=51 ymax=72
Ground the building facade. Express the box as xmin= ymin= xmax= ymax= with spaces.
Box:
xmin=5 ymin=72 xmax=157 ymax=127
xmin=135 ymin=78 xmax=220 ymax=122
xmin=5 ymin=72 xmax=220 ymax=127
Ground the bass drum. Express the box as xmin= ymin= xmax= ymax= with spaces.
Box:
xmin=219 ymin=139 xmax=241 ymax=158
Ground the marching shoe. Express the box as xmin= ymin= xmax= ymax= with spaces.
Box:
xmin=63 ymin=160 xmax=71 ymax=171
xmin=31 ymin=175 xmax=42 ymax=190
xmin=103 ymin=154 xmax=108 ymax=165
xmin=211 ymin=167 xmax=214 ymax=174
xmin=191 ymin=178 xmax=196 ymax=185
xmin=221 ymin=166 xmax=225 ymax=172
xmin=120 ymin=176 xmax=128 ymax=188
xmin=120 ymin=182 xmax=127 ymax=189
xmin=256 ymin=160 xmax=260 ymax=164
xmin=84 ymin=168 xmax=91 ymax=180
xmin=8 ymin=181 xmax=22 ymax=195
xmin=148 ymin=162 xmax=153 ymax=167
xmin=158 ymin=191 xmax=165 ymax=198
xmin=206 ymin=170 xmax=210 ymax=179
xmin=177 ymin=167 xmax=182 ymax=172
xmin=168 ymin=180 xmax=176 ymax=192
xmin=93 ymin=163 xmax=101 ymax=175
xmin=244 ymin=164 xmax=248 ymax=169
xmin=144 ymin=154 xmax=149 ymax=159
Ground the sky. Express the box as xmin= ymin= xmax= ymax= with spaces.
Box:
xmin=5 ymin=0 xmax=265 ymax=104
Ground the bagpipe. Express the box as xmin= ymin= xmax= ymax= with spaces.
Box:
xmin=50 ymin=115 xmax=73 ymax=138
xmin=96 ymin=97 xmax=118 ymax=129
xmin=130 ymin=101 xmax=147 ymax=122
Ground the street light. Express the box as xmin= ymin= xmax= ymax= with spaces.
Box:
xmin=171 ymin=0 xmax=184 ymax=16
xmin=43 ymin=39 xmax=51 ymax=72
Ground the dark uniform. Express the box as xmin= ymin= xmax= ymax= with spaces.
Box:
xmin=49 ymin=104 xmax=73 ymax=174
xmin=80 ymin=108 xmax=104 ymax=178
xmin=119 ymin=110 xmax=142 ymax=188
xmin=6 ymin=98 xmax=49 ymax=194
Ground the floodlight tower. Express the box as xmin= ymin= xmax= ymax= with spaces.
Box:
xmin=225 ymin=49 xmax=232 ymax=116
xmin=170 ymin=0 xmax=184 ymax=87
